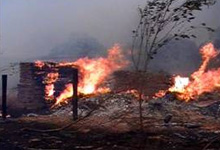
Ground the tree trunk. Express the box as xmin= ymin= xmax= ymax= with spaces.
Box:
xmin=139 ymin=94 xmax=143 ymax=131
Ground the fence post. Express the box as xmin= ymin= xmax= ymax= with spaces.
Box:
xmin=2 ymin=75 xmax=7 ymax=120
xmin=72 ymin=69 xmax=78 ymax=120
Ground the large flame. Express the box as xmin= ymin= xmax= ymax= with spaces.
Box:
xmin=168 ymin=43 xmax=220 ymax=101
xmin=35 ymin=60 xmax=45 ymax=68
xmin=74 ymin=44 xmax=126 ymax=94
xmin=55 ymin=83 xmax=73 ymax=105
xmin=169 ymin=76 xmax=189 ymax=94
xmin=35 ymin=44 xmax=128 ymax=106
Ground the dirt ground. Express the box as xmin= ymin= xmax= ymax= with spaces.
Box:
xmin=1 ymin=110 xmax=220 ymax=150
xmin=1 ymin=71 xmax=220 ymax=150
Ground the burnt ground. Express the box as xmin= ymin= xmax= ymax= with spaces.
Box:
xmin=2 ymin=92 xmax=220 ymax=150
xmin=1 ymin=112 xmax=220 ymax=150
xmin=1 ymin=71 xmax=220 ymax=150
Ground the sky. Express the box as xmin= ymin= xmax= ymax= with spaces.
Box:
xmin=1 ymin=0 xmax=220 ymax=60
xmin=0 ymin=0 xmax=220 ymax=89
xmin=0 ymin=0 xmax=144 ymax=60
xmin=0 ymin=0 xmax=145 ymax=89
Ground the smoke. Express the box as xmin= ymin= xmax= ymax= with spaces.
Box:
xmin=192 ymin=1 xmax=220 ymax=45
xmin=149 ymin=39 xmax=201 ymax=76
xmin=0 ymin=0 xmax=146 ymax=92
xmin=1 ymin=0 xmax=220 ymax=60
xmin=149 ymin=24 xmax=220 ymax=76
xmin=1 ymin=0 xmax=220 ymax=90
xmin=213 ymin=28 xmax=220 ymax=49
xmin=48 ymin=34 xmax=105 ymax=60
xmin=0 ymin=0 xmax=144 ymax=60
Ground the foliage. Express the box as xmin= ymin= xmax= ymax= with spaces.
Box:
xmin=131 ymin=0 xmax=216 ymax=71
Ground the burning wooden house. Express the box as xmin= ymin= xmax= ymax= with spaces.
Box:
xmin=2 ymin=43 xmax=220 ymax=150
xmin=17 ymin=44 xmax=128 ymax=113
xmin=17 ymin=62 xmax=78 ymax=113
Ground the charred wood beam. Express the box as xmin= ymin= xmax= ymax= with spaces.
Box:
xmin=2 ymin=75 xmax=7 ymax=119
xmin=72 ymin=68 xmax=78 ymax=120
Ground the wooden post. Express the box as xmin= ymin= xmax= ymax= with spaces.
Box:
xmin=2 ymin=75 xmax=7 ymax=119
xmin=72 ymin=68 xmax=78 ymax=120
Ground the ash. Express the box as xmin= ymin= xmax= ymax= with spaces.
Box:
xmin=49 ymin=91 xmax=219 ymax=124
xmin=50 ymin=92 xmax=137 ymax=118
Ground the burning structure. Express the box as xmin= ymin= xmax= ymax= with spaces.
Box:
xmin=2 ymin=0 xmax=220 ymax=149
xmin=18 ymin=62 xmax=78 ymax=113
xmin=17 ymin=42 xmax=220 ymax=112
xmin=17 ymin=44 xmax=128 ymax=112
xmin=2 ymin=42 xmax=220 ymax=150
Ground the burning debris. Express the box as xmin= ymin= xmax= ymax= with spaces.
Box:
xmin=17 ymin=44 xmax=128 ymax=112
xmin=41 ymin=44 xmax=128 ymax=106
xmin=156 ymin=43 xmax=220 ymax=101
xmin=2 ymin=0 xmax=220 ymax=149
xmin=7 ymin=42 xmax=220 ymax=150
xmin=7 ymin=84 xmax=220 ymax=150
xmin=18 ymin=42 xmax=220 ymax=114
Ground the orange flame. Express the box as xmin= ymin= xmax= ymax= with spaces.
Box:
xmin=55 ymin=44 xmax=128 ymax=104
xmin=44 ymin=73 xmax=59 ymax=100
xmin=36 ymin=44 xmax=128 ymax=106
xmin=45 ymin=84 xmax=55 ymax=98
xmin=44 ymin=73 xmax=59 ymax=84
xmin=73 ymin=44 xmax=127 ymax=94
xmin=169 ymin=76 xmax=190 ymax=94
xmin=35 ymin=60 xmax=45 ymax=68
xmin=167 ymin=43 xmax=220 ymax=101
xmin=55 ymin=83 xmax=73 ymax=105
xmin=154 ymin=90 xmax=167 ymax=98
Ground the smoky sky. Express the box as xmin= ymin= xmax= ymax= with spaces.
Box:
xmin=149 ymin=39 xmax=200 ymax=76
xmin=1 ymin=0 xmax=220 ymax=89
xmin=0 ymin=0 xmax=145 ymax=60
xmin=1 ymin=0 xmax=220 ymax=61
xmin=0 ymin=0 xmax=145 ymax=89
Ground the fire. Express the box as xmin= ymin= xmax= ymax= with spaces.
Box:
xmin=125 ymin=89 xmax=139 ymax=98
xmin=45 ymin=84 xmax=55 ymax=98
xmin=154 ymin=90 xmax=166 ymax=98
xmin=73 ymin=44 xmax=127 ymax=94
xmin=166 ymin=43 xmax=220 ymax=101
xmin=35 ymin=60 xmax=45 ymax=68
xmin=44 ymin=73 xmax=59 ymax=84
xmin=44 ymin=73 xmax=59 ymax=100
xmin=169 ymin=76 xmax=189 ymax=93
xmin=55 ymin=83 xmax=73 ymax=105
xmin=35 ymin=44 xmax=128 ymax=106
